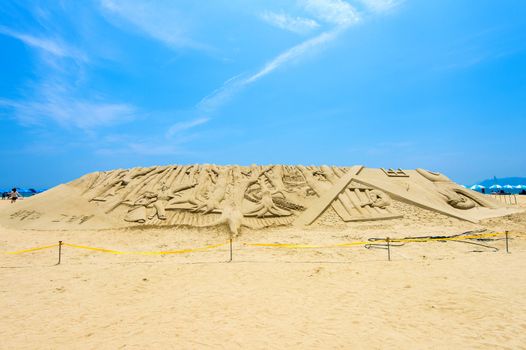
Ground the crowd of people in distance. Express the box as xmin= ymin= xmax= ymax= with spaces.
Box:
xmin=1 ymin=188 xmax=21 ymax=203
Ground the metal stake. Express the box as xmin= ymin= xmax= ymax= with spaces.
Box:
xmin=387 ymin=237 xmax=391 ymax=261
xmin=57 ymin=241 xmax=63 ymax=265
xmin=228 ymin=237 xmax=233 ymax=263
xmin=505 ymin=231 xmax=509 ymax=254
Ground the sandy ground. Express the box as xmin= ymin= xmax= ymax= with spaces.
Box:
xmin=1 ymin=198 xmax=526 ymax=349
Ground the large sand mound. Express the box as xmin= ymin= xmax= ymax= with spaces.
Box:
xmin=1 ymin=164 xmax=518 ymax=233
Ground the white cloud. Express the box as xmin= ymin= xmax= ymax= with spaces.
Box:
xmin=0 ymin=19 xmax=138 ymax=131
xmin=0 ymin=25 xmax=87 ymax=61
xmin=245 ymin=30 xmax=340 ymax=84
xmin=261 ymin=11 xmax=320 ymax=34
xmin=166 ymin=117 xmax=210 ymax=138
xmin=196 ymin=73 xmax=245 ymax=113
xmin=195 ymin=0 xmax=405 ymax=118
xmin=302 ymin=0 xmax=360 ymax=26
xmin=127 ymin=143 xmax=180 ymax=155
xmin=95 ymin=136 xmax=195 ymax=156
xmin=0 ymin=82 xmax=136 ymax=129
xmin=359 ymin=0 xmax=403 ymax=13
xmin=196 ymin=29 xmax=342 ymax=112
xmin=99 ymin=0 xmax=209 ymax=51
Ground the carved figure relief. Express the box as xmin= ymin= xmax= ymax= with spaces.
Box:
xmin=416 ymin=168 xmax=493 ymax=210
xmin=124 ymin=192 xmax=158 ymax=223
xmin=55 ymin=164 xmax=510 ymax=234
xmin=381 ymin=168 xmax=409 ymax=177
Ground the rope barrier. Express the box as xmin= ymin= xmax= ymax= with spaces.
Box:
xmin=244 ymin=232 xmax=508 ymax=250
xmin=62 ymin=242 xmax=228 ymax=255
xmin=3 ymin=242 xmax=227 ymax=255
xmin=1 ymin=231 xmax=516 ymax=256
xmin=5 ymin=243 xmax=59 ymax=255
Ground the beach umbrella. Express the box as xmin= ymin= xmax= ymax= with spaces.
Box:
xmin=503 ymin=185 xmax=514 ymax=190
xmin=515 ymin=185 xmax=526 ymax=189
xmin=489 ymin=184 xmax=502 ymax=190
xmin=470 ymin=184 xmax=485 ymax=190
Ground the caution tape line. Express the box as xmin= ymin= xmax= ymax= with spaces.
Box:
xmin=245 ymin=241 xmax=369 ymax=249
xmin=387 ymin=232 xmax=503 ymax=243
xmin=4 ymin=243 xmax=60 ymax=255
xmin=62 ymin=242 xmax=227 ymax=255
xmin=1 ymin=232 xmax=517 ymax=254
xmin=244 ymin=232 xmax=509 ymax=249
xmin=3 ymin=242 xmax=227 ymax=255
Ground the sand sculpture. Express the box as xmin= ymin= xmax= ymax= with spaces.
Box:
xmin=2 ymin=164 xmax=517 ymax=234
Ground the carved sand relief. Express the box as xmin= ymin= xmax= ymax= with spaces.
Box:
xmin=9 ymin=164 xmax=503 ymax=234
xmin=10 ymin=210 xmax=41 ymax=221
xmin=75 ymin=165 xmax=322 ymax=233
xmin=415 ymin=168 xmax=497 ymax=210
xmin=293 ymin=166 xmax=401 ymax=226
xmin=81 ymin=165 xmax=400 ymax=231
xmin=381 ymin=168 xmax=409 ymax=177
xmin=52 ymin=214 xmax=94 ymax=225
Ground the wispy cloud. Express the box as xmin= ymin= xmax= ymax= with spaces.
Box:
xmin=244 ymin=29 xmax=341 ymax=84
xmin=200 ymin=35 xmax=339 ymax=112
xmin=99 ymin=0 xmax=210 ymax=51
xmin=166 ymin=117 xmax=210 ymax=138
xmin=0 ymin=22 xmax=137 ymax=131
xmin=435 ymin=26 xmax=525 ymax=70
xmin=0 ymin=25 xmax=87 ymax=61
xmin=96 ymin=142 xmax=184 ymax=156
xmin=198 ymin=0 xmax=365 ymax=114
xmin=0 ymin=83 xmax=137 ymax=130
xmin=359 ymin=0 xmax=403 ymax=14
xmin=303 ymin=0 xmax=360 ymax=26
xmin=96 ymin=133 xmax=200 ymax=156
xmin=261 ymin=11 xmax=320 ymax=34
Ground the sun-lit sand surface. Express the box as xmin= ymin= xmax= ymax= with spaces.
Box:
xmin=1 ymin=198 xmax=526 ymax=349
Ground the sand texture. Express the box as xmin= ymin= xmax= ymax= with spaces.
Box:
xmin=1 ymin=164 xmax=524 ymax=349
xmin=0 ymin=165 xmax=518 ymax=235
xmin=1 ymin=197 xmax=526 ymax=349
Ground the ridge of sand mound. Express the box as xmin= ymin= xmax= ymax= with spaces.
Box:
xmin=0 ymin=164 xmax=520 ymax=233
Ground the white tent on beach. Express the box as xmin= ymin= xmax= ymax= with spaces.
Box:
xmin=489 ymin=184 xmax=502 ymax=192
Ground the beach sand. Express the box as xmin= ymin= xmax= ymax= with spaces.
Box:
xmin=1 ymin=198 xmax=526 ymax=349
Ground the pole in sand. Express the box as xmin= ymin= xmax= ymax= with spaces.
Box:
xmin=387 ymin=237 xmax=391 ymax=261
xmin=505 ymin=231 xmax=509 ymax=254
xmin=228 ymin=236 xmax=233 ymax=263
xmin=57 ymin=240 xmax=63 ymax=265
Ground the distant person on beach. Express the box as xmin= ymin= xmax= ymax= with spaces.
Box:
xmin=1 ymin=192 xmax=8 ymax=200
xmin=9 ymin=188 xmax=21 ymax=203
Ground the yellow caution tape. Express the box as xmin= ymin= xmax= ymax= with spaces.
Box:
xmin=246 ymin=243 xmax=329 ymax=249
xmin=246 ymin=241 xmax=370 ymax=249
xmin=5 ymin=243 xmax=59 ymax=255
xmin=245 ymin=232 xmax=508 ymax=249
xmin=387 ymin=232 xmax=503 ymax=243
xmin=62 ymin=242 xmax=227 ymax=255
xmin=1 ymin=232 xmax=516 ymax=255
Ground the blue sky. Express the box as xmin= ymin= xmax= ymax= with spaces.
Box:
xmin=1 ymin=0 xmax=525 ymax=188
